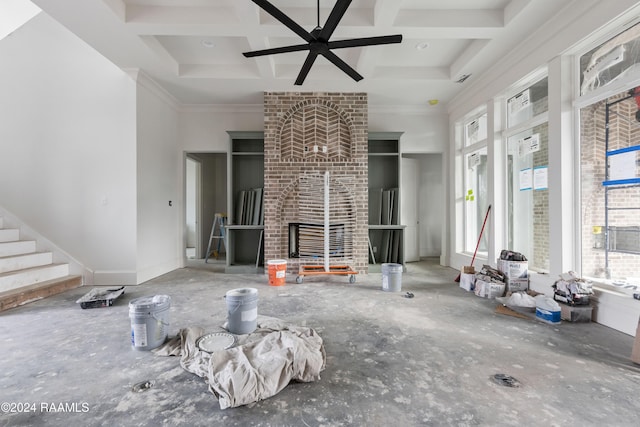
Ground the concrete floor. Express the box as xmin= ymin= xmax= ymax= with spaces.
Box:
xmin=1 ymin=258 xmax=639 ymax=426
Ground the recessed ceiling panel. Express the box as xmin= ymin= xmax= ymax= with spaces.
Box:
xmin=400 ymin=0 xmax=510 ymax=9
xmin=155 ymin=36 xmax=250 ymax=64
xmin=377 ymin=39 xmax=472 ymax=67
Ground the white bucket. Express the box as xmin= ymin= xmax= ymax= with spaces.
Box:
xmin=225 ymin=288 xmax=258 ymax=335
xmin=129 ymin=295 xmax=171 ymax=351
xmin=381 ymin=263 xmax=403 ymax=292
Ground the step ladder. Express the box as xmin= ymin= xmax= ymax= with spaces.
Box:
xmin=205 ymin=213 xmax=226 ymax=263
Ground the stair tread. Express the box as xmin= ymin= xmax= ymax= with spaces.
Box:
xmin=0 ymin=251 xmax=53 ymax=260
xmin=0 ymin=262 xmax=68 ymax=278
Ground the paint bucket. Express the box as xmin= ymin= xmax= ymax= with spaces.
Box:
xmin=129 ymin=295 xmax=171 ymax=351
xmin=225 ymin=288 xmax=258 ymax=335
xmin=381 ymin=263 xmax=403 ymax=292
xmin=267 ymin=259 xmax=287 ymax=286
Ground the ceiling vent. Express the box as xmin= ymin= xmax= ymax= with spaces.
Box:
xmin=455 ymin=74 xmax=472 ymax=83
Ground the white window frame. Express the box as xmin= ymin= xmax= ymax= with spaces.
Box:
xmin=460 ymin=110 xmax=489 ymax=256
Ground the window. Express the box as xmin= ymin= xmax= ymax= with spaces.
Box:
xmin=580 ymin=23 xmax=640 ymax=96
xmin=465 ymin=114 xmax=487 ymax=146
xmin=461 ymin=112 xmax=489 ymax=255
xmin=504 ymin=77 xmax=549 ymax=272
xmin=507 ymin=78 xmax=549 ymax=127
xmin=464 ymin=147 xmax=489 ymax=253
xmin=578 ymin=23 xmax=640 ymax=295
xmin=580 ymin=90 xmax=640 ymax=293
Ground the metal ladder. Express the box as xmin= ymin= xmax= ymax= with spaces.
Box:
xmin=205 ymin=213 xmax=226 ymax=263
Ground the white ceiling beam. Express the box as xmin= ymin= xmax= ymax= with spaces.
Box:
xmin=449 ymin=39 xmax=491 ymax=81
xmin=373 ymin=66 xmax=449 ymax=80
xmin=373 ymin=0 xmax=401 ymax=27
xmin=138 ymin=35 xmax=179 ymax=75
xmin=355 ymin=0 xmax=402 ymax=80
xmin=178 ymin=64 xmax=260 ymax=79
xmin=231 ymin=2 xmax=274 ymax=79
xmin=101 ymin=0 xmax=126 ymax=21
xmin=124 ymin=24 xmax=502 ymax=39
xmin=243 ymin=35 xmax=277 ymax=80
xmin=395 ymin=9 xmax=504 ymax=29
xmin=258 ymin=7 xmax=374 ymax=28
xmin=504 ymin=0 xmax=534 ymax=26
xmin=125 ymin=6 xmax=239 ymax=25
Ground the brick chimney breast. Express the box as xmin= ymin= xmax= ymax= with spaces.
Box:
xmin=263 ymin=92 xmax=368 ymax=274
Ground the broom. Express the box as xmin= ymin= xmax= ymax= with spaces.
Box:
xmin=454 ymin=204 xmax=492 ymax=282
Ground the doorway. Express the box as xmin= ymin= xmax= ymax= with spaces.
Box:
xmin=185 ymin=153 xmax=227 ymax=260
xmin=401 ymin=153 xmax=444 ymax=262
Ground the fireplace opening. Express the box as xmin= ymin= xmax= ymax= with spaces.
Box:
xmin=288 ymin=223 xmax=346 ymax=259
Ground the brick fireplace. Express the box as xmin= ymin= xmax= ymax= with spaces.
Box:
xmin=263 ymin=92 xmax=369 ymax=274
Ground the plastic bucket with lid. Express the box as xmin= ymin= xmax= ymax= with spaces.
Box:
xmin=225 ymin=288 xmax=258 ymax=334
xmin=129 ymin=295 xmax=171 ymax=351
xmin=267 ymin=259 xmax=287 ymax=286
xmin=381 ymin=263 xmax=403 ymax=292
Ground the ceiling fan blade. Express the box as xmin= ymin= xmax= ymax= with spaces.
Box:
xmin=328 ymin=34 xmax=403 ymax=50
xmin=252 ymin=0 xmax=314 ymax=42
xmin=318 ymin=0 xmax=352 ymax=41
xmin=295 ymin=52 xmax=319 ymax=85
xmin=243 ymin=43 xmax=311 ymax=58
xmin=321 ymin=50 xmax=363 ymax=82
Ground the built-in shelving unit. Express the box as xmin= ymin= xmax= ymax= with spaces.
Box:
xmin=368 ymin=132 xmax=405 ymax=271
xmin=226 ymin=131 xmax=264 ymax=273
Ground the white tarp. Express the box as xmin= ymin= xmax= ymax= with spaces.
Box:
xmin=154 ymin=317 xmax=326 ymax=409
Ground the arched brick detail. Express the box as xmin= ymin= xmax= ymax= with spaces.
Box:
xmin=278 ymin=99 xmax=354 ymax=162
xmin=274 ymin=175 xmax=357 ymax=267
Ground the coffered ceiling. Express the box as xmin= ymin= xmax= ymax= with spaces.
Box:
xmin=31 ymin=0 xmax=573 ymax=108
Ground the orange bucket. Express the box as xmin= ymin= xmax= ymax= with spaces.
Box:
xmin=267 ymin=259 xmax=287 ymax=286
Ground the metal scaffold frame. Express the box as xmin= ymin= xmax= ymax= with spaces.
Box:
xmin=295 ymin=171 xmax=358 ymax=283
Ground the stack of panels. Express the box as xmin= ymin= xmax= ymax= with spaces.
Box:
xmin=369 ymin=188 xmax=398 ymax=225
xmin=235 ymin=188 xmax=264 ymax=225
xmin=377 ymin=229 xmax=402 ymax=264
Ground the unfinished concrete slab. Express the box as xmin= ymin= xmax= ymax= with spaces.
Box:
xmin=1 ymin=259 xmax=639 ymax=426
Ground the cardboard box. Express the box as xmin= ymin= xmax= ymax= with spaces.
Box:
xmin=474 ymin=279 xmax=505 ymax=299
xmin=463 ymin=266 xmax=475 ymax=274
xmin=498 ymin=259 xmax=528 ymax=280
xmin=459 ymin=273 xmax=475 ymax=292
xmin=560 ymin=304 xmax=592 ymax=322
xmin=507 ymin=278 xmax=529 ymax=292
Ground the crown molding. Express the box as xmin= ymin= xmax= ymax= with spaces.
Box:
xmin=123 ymin=68 xmax=181 ymax=110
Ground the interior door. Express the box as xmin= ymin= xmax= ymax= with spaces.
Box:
xmin=401 ymin=156 xmax=420 ymax=262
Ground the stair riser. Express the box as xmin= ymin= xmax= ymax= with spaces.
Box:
xmin=0 ymin=229 xmax=19 ymax=243
xmin=0 ymin=241 xmax=36 ymax=257
xmin=0 ymin=253 xmax=53 ymax=274
xmin=0 ymin=264 xmax=69 ymax=293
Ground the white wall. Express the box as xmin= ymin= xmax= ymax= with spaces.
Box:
xmin=136 ymin=75 xmax=181 ymax=284
xmin=0 ymin=13 xmax=137 ymax=284
xmin=370 ymin=110 xmax=448 ymax=153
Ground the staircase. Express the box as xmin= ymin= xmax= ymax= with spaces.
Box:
xmin=0 ymin=216 xmax=82 ymax=312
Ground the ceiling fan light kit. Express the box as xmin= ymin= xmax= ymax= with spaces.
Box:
xmin=243 ymin=0 xmax=403 ymax=85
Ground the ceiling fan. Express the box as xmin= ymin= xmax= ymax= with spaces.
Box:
xmin=243 ymin=0 xmax=403 ymax=85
